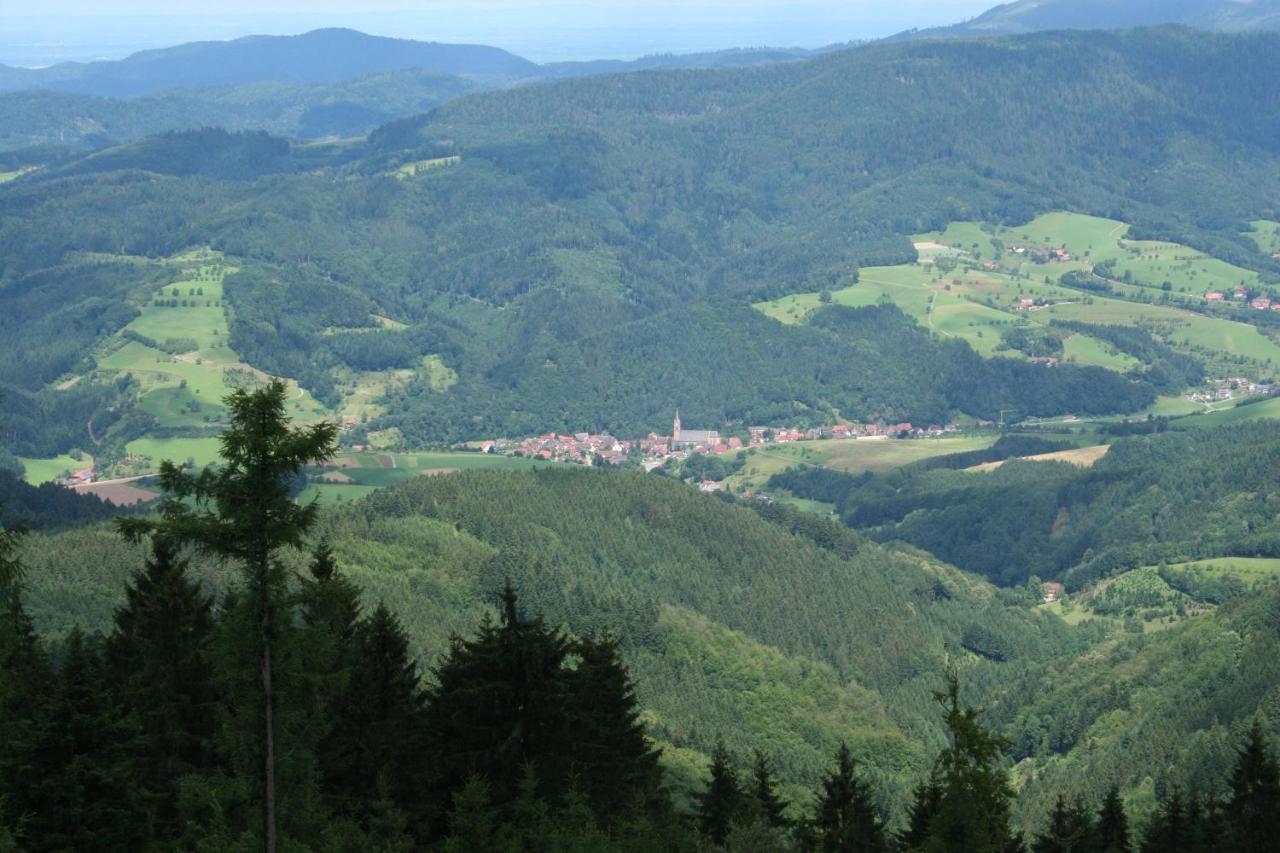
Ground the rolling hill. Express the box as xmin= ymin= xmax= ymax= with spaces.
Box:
xmin=0 ymin=28 xmax=539 ymax=98
xmin=12 ymin=462 xmax=1280 ymax=835
xmin=3 ymin=27 xmax=1280 ymax=476
xmin=903 ymin=0 xmax=1280 ymax=38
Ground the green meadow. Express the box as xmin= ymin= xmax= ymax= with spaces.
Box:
xmin=17 ymin=454 xmax=93 ymax=485
xmin=1245 ymin=220 xmax=1280 ymax=256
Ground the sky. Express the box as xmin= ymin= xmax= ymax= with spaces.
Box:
xmin=0 ymin=1 xmax=996 ymax=66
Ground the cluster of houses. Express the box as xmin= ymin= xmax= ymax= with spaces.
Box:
xmin=1204 ymin=287 xmax=1280 ymax=311
xmin=463 ymin=413 xmax=961 ymax=468
xmin=1184 ymin=378 xmax=1276 ymax=405
xmin=1009 ymin=246 xmax=1075 ymax=263
xmin=55 ymin=466 xmax=96 ymax=487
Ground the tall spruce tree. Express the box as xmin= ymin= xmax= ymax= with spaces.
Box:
xmin=924 ymin=674 xmax=1015 ymax=853
xmin=899 ymin=776 xmax=943 ymax=852
xmin=697 ymin=740 xmax=747 ymax=846
xmin=1033 ymin=795 xmax=1093 ymax=853
xmin=341 ymin=603 xmax=430 ymax=830
xmin=751 ymin=750 xmax=790 ymax=829
xmin=566 ymin=633 xmax=666 ymax=824
xmin=1141 ymin=789 xmax=1190 ymax=853
xmin=1091 ymin=787 xmax=1131 ymax=853
xmin=0 ymin=529 xmax=49 ymax=847
xmin=22 ymin=630 xmax=149 ymax=851
xmin=424 ymin=583 xmax=573 ymax=835
xmin=104 ymin=536 xmax=218 ymax=840
xmin=812 ymin=743 xmax=889 ymax=853
xmin=1224 ymin=721 xmax=1280 ymax=853
xmin=118 ymin=380 xmax=338 ymax=853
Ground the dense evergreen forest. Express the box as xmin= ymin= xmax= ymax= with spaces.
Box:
xmin=3 ymin=28 xmax=1280 ymax=458
xmin=5 ymin=385 xmax=1279 ymax=849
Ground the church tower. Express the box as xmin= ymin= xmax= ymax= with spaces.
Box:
xmin=673 ymin=409 xmax=682 ymax=444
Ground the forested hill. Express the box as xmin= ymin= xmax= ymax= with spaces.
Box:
xmin=15 ymin=464 xmax=1280 ymax=837
xmin=900 ymin=0 xmax=1280 ymax=39
xmin=3 ymin=28 xmax=1280 ymax=452
xmin=0 ymin=29 xmax=539 ymax=98
xmin=773 ymin=420 xmax=1280 ymax=589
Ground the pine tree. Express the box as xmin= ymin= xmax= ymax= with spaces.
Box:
xmin=0 ymin=574 xmax=49 ymax=845
xmin=1224 ymin=721 xmax=1280 ymax=853
xmin=23 ymin=630 xmax=150 ymax=851
xmin=1033 ymin=795 xmax=1093 ymax=853
xmin=424 ymin=583 xmax=573 ymax=833
xmin=341 ymin=603 xmax=430 ymax=827
xmin=1141 ymin=789 xmax=1190 ymax=853
xmin=751 ymin=749 xmax=790 ymax=829
xmin=812 ymin=743 xmax=889 ymax=853
xmin=899 ymin=777 xmax=943 ymax=852
xmin=697 ymin=740 xmax=747 ymax=846
xmin=104 ymin=536 xmax=218 ymax=840
xmin=118 ymin=380 xmax=338 ymax=853
xmin=1091 ymin=786 xmax=1131 ymax=853
xmin=923 ymin=674 xmax=1015 ymax=853
xmin=566 ymin=632 xmax=666 ymax=824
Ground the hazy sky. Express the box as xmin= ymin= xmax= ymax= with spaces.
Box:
xmin=1 ymin=1 xmax=996 ymax=65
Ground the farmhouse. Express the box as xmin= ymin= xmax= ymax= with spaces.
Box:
xmin=1042 ymin=582 xmax=1064 ymax=604
xmin=1252 ymin=297 xmax=1273 ymax=310
xmin=1205 ymin=291 xmax=1225 ymax=302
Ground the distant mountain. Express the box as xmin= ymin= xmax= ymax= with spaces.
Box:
xmin=901 ymin=0 xmax=1280 ymax=39
xmin=0 ymin=33 xmax=843 ymax=150
xmin=0 ymin=28 xmax=539 ymax=98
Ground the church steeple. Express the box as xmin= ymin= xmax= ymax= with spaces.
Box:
xmin=673 ymin=409 xmax=682 ymax=443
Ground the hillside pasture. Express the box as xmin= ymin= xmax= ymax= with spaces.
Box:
xmin=17 ymin=454 xmax=93 ymax=485
xmin=1245 ymin=220 xmax=1280 ymax=256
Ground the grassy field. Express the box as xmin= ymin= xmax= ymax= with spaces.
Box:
xmin=759 ymin=212 xmax=1280 ymax=377
xmin=1170 ymin=395 xmax=1280 ymax=429
xmin=301 ymin=451 xmax=552 ymax=504
xmin=970 ymin=444 xmax=1109 ymax=472
xmin=1164 ymin=557 xmax=1280 ymax=586
xmin=1061 ymin=333 xmax=1141 ymax=371
xmin=17 ymin=454 xmax=93 ymax=485
xmin=1245 ymin=220 xmax=1280 ymax=256
xmin=395 ymin=155 xmax=461 ymax=179
xmin=725 ymin=436 xmax=996 ymax=495
xmin=124 ymin=436 xmax=225 ymax=470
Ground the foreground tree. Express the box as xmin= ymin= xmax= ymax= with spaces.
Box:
xmin=812 ymin=743 xmax=889 ymax=853
xmin=751 ymin=749 xmax=790 ymax=830
xmin=1032 ymin=795 xmax=1092 ymax=853
xmin=104 ymin=537 xmax=219 ymax=840
xmin=921 ymin=674 xmax=1015 ymax=853
xmin=1091 ymin=786 xmax=1131 ymax=853
xmin=698 ymin=740 xmax=747 ymax=846
xmin=1224 ymin=721 xmax=1280 ymax=853
xmin=118 ymin=380 xmax=337 ymax=853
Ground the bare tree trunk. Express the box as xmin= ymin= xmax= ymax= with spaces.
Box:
xmin=261 ymin=563 xmax=277 ymax=853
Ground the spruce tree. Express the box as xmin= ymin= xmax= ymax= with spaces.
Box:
xmin=812 ymin=743 xmax=889 ymax=853
xmin=899 ymin=777 xmax=943 ymax=852
xmin=0 ymin=560 xmax=49 ymax=845
xmin=751 ymin=749 xmax=790 ymax=829
xmin=1141 ymin=789 xmax=1190 ymax=853
xmin=23 ymin=630 xmax=150 ymax=851
xmin=118 ymin=380 xmax=338 ymax=853
xmin=1091 ymin=786 xmax=1131 ymax=853
xmin=697 ymin=740 xmax=747 ymax=846
xmin=341 ymin=603 xmax=430 ymax=828
xmin=923 ymin=674 xmax=1015 ymax=853
xmin=1033 ymin=795 xmax=1093 ymax=853
xmin=104 ymin=536 xmax=218 ymax=840
xmin=566 ymin=633 xmax=666 ymax=824
xmin=1224 ymin=721 xmax=1280 ymax=853
xmin=424 ymin=584 xmax=573 ymax=832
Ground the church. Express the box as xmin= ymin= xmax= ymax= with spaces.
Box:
xmin=671 ymin=410 xmax=720 ymax=449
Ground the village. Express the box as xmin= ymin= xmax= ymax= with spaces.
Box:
xmin=1204 ymin=286 xmax=1280 ymax=310
xmin=459 ymin=412 xmax=963 ymax=469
